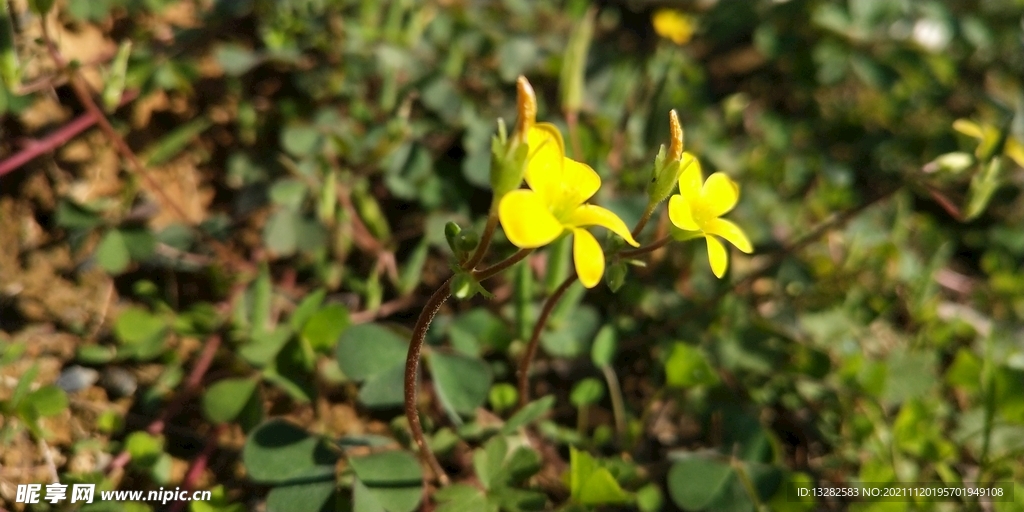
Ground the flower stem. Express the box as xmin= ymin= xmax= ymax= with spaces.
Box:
xmin=473 ymin=248 xmax=532 ymax=281
xmin=404 ymin=276 xmax=453 ymax=487
xmin=517 ymin=274 xmax=577 ymax=408
xmin=620 ymin=235 xmax=672 ymax=259
xmin=631 ymin=202 xmax=658 ymax=238
xmin=463 ymin=208 xmax=500 ymax=270
xmin=403 ymin=247 xmax=531 ymax=486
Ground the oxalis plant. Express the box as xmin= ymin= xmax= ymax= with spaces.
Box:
xmin=404 ymin=76 xmax=753 ymax=487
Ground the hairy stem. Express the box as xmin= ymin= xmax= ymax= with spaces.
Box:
xmin=631 ymin=202 xmax=657 ymax=238
xmin=463 ymin=209 xmax=500 ymax=270
xmin=517 ymin=274 xmax=577 ymax=408
xmin=473 ymin=248 xmax=532 ymax=281
xmin=404 ymin=277 xmax=454 ymax=486
xmin=403 ymin=246 xmax=531 ymax=485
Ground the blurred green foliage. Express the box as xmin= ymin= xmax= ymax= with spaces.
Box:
xmin=2 ymin=0 xmax=1024 ymax=511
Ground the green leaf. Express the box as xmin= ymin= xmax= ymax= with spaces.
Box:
xmin=488 ymin=383 xmax=518 ymax=413
xmin=301 ymin=304 xmax=350 ymax=353
xmin=502 ymin=395 xmax=555 ymax=434
xmin=269 ymin=179 xmax=308 ymax=210
xmin=202 ymin=378 xmax=259 ymax=424
xmin=636 ymin=484 xmax=664 ymax=512
xmin=473 ymin=435 xmax=508 ymax=490
xmin=121 ymin=228 xmax=157 ymax=261
xmin=335 ymin=323 xmax=408 ymax=381
xmin=125 ymin=431 xmax=164 ymax=466
xmin=349 ymin=451 xmax=423 ymax=512
xmin=28 ymin=0 xmax=56 ymax=17
xmin=55 ymin=199 xmax=103 ymax=230
xmin=590 ymin=326 xmax=617 ymax=368
xmin=143 ymin=118 xmax=212 ymax=166
xmin=216 ymin=44 xmax=262 ymax=76
xmin=667 ymin=456 xmax=732 ymax=510
xmin=265 ymin=478 xmax=337 ymax=512
xmin=569 ymin=447 xmax=632 ymax=505
xmin=496 ymin=38 xmax=538 ymax=82
xmin=242 ymin=420 xmax=339 ymax=484
xmin=429 ymin=352 xmax=493 ymax=417
xmin=95 ymin=229 xmax=132 ymax=274
xmin=264 ymin=208 xmax=301 ymax=256
xmin=435 ymin=484 xmax=496 ymax=512
xmin=882 ymin=349 xmax=936 ymax=406
xmin=398 ymin=240 xmax=430 ymax=296
xmin=114 ymin=307 xmax=167 ymax=359
xmin=239 ymin=327 xmax=292 ymax=367
xmin=0 ymin=3 xmax=20 ymax=89
xmin=102 ymin=41 xmax=132 ymax=112
xmin=264 ymin=339 xmax=315 ymax=403
xmin=281 ymin=124 xmax=324 ymax=157
xmin=945 ymin=348 xmax=982 ymax=393
xmin=570 ymin=378 xmax=605 ymax=407
xmin=356 ymin=363 xmax=406 ymax=408
xmin=448 ymin=309 xmax=513 ymax=357
xmin=665 ymin=343 xmax=718 ymax=388
xmin=290 ymin=289 xmax=327 ymax=332
xmin=26 ymin=385 xmax=68 ymax=417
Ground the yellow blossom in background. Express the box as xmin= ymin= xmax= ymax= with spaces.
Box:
xmin=499 ymin=126 xmax=639 ymax=288
xmin=652 ymin=9 xmax=695 ymax=45
xmin=667 ymin=158 xmax=752 ymax=278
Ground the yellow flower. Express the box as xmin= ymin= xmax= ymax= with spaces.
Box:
xmin=652 ymin=9 xmax=695 ymax=45
xmin=668 ymin=159 xmax=752 ymax=278
xmin=498 ymin=126 xmax=640 ymax=288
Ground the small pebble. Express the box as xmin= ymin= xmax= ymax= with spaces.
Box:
xmin=100 ymin=367 xmax=138 ymax=398
xmin=57 ymin=365 xmax=100 ymax=393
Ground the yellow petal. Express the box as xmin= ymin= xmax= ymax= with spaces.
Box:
xmin=705 ymin=218 xmax=753 ymax=253
xmin=652 ymin=9 xmax=695 ymax=45
xmin=572 ymin=228 xmax=604 ymax=288
xmin=1004 ymin=138 xmax=1024 ymax=168
xmin=677 ymin=154 xmax=702 ymax=203
xmin=668 ymin=194 xmax=699 ymax=231
xmin=524 ymin=123 xmax=566 ymax=198
xmin=566 ymin=204 xmax=639 ymax=247
xmin=952 ymin=119 xmax=984 ymax=140
xmin=705 ymin=235 xmax=728 ymax=278
xmin=701 ymin=173 xmax=739 ymax=217
xmin=498 ymin=189 xmax=564 ymax=248
xmin=560 ymin=157 xmax=602 ymax=205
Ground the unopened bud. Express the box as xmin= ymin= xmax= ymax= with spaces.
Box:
xmin=444 ymin=221 xmax=462 ymax=255
xmin=647 ymin=110 xmax=695 ymax=206
xmin=455 ymin=228 xmax=480 ymax=253
xmin=513 ymin=76 xmax=537 ymax=143
xmin=667 ymin=110 xmax=684 ymax=162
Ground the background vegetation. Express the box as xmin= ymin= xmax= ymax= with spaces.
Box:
xmin=1 ymin=0 xmax=1023 ymax=511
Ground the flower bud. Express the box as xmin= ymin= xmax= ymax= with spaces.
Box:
xmin=667 ymin=110 xmax=684 ymax=162
xmin=444 ymin=221 xmax=463 ymax=255
xmin=647 ymin=110 xmax=694 ymax=206
xmin=455 ymin=228 xmax=480 ymax=253
xmin=513 ymin=76 xmax=536 ymax=145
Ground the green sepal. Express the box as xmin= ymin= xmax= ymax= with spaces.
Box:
xmin=605 ymin=261 xmax=627 ymax=293
xmin=490 ymin=123 xmax=530 ymax=201
xmin=448 ymin=265 xmax=494 ymax=301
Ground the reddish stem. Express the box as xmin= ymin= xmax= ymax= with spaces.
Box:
xmin=167 ymin=424 xmax=225 ymax=512
xmin=0 ymin=91 xmax=137 ymax=178
xmin=517 ymin=274 xmax=577 ymax=407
